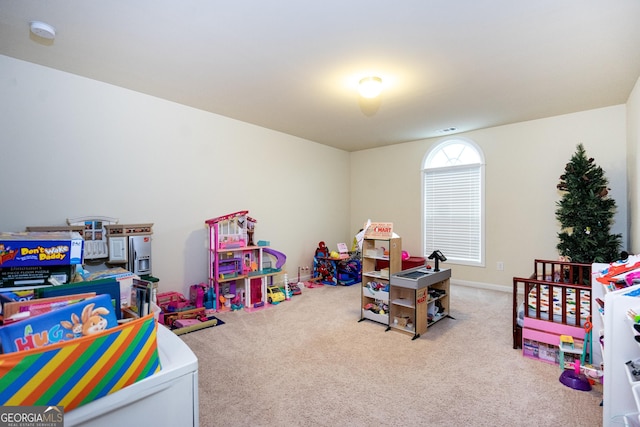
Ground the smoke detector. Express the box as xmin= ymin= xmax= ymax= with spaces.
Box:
xmin=30 ymin=21 xmax=56 ymax=40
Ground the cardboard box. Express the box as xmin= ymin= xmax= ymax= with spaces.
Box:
xmin=0 ymin=265 xmax=74 ymax=288
xmin=0 ymin=231 xmax=84 ymax=268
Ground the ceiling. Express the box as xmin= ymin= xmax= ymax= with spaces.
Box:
xmin=1 ymin=1 xmax=640 ymax=152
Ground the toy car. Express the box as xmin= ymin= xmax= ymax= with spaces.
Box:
xmin=266 ymin=286 xmax=285 ymax=304
xmin=289 ymin=282 xmax=302 ymax=296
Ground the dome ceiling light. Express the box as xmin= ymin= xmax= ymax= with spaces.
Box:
xmin=358 ymin=76 xmax=383 ymax=98
xmin=30 ymin=21 xmax=56 ymax=40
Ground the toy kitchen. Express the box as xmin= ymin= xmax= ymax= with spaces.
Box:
xmin=104 ymin=223 xmax=154 ymax=276
xmin=389 ymin=265 xmax=452 ymax=339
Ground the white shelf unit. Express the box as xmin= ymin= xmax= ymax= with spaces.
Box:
xmin=600 ymin=281 xmax=640 ymax=426
xmin=360 ymin=236 xmax=401 ymax=326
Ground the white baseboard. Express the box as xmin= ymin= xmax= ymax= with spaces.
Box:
xmin=290 ymin=273 xmax=514 ymax=294
xmin=451 ymin=278 xmax=511 ymax=293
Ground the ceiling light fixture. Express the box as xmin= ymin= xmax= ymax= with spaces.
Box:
xmin=358 ymin=76 xmax=383 ymax=98
xmin=30 ymin=21 xmax=56 ymax=40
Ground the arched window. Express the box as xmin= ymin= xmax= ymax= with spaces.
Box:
xmin=422 ymin=139 xmax=485 ymax=266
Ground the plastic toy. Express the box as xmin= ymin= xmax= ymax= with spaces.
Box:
xmin=289 ymin=282 xmax=302 ymax=295
xmin=559 ymin=360 xmax=592 ymax=391
xmin=157 ymin=291 xmax=193 ymax=312
xmin=263 ymin=248 xmax=287 ymax=272
xmin=190 ymin=283 xmax=207 ymax=308
xmin=165 ymin=307 xmax=208 ymax=329
xmin=206 ymin=210 xmax=288 ymax=312
xmin=336 ymin=258 xmax=361 ymax=286
xmin=283 ymin=274 xmax=291 ymax=300
xmin=266 ymin=286 xmax=285 ymax=304
xmin=315 ymin=241 xmax=329 ymax=258
xmin=402 ymin=250 xmax=410 ymax=260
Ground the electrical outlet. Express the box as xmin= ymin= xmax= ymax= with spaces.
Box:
xmin=497 ymin=261 xmax=504 ymax=271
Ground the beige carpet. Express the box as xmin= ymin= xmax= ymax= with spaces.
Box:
xmin=180 ymin=283 xmax=603 ymax=427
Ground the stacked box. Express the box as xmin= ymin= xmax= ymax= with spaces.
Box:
xmin=0 ymin=231 xmax=84 ymax=268
xmin=0 ymin=231 xmax=84 ymax=289
xmin=0 ymin=265 xmax=74 ymax=288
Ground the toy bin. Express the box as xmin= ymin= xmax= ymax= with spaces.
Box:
xmin=0 ymin=314 xmax=161 ymax=412
xmin=377 ymin=256 xmax=426 ymax=271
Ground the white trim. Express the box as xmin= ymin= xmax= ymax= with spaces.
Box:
xmin=67 ymin=215 xmax=119 ymax=225
xmin=422 ymin=138 xmax=486 ymax=266
xmin=450 ymin=278 xmax=511 ymax=293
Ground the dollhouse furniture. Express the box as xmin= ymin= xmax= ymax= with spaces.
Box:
xmin=591 ymin=255 xmax=640 ymax=426
xmin=66 ymin=216 xmax=119 ymax=260
xmin=512 ymin=259 xmax=592 ymax=365
xmin=205 ymin=210 xmax=286 ymax=312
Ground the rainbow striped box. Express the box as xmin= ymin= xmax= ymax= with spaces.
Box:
xmin=0 ymin=314 xmax=161 ymax=411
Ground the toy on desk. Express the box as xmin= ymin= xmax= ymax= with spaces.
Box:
xmin=428 ymin=250 xmax=447 ymax=272
xmin=315 ymin=241 xmax=329 ymax=258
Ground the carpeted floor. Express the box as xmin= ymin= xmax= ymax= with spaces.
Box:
xmin=180 ymin=283 xmax=603 ymax=427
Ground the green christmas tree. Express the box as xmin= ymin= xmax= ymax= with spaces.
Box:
xmin=555 ymin=143 xmax=621 ymax=263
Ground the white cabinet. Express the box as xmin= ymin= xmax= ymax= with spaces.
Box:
xmin=601 ymin=284 xmax=640 ymax=426
xmin=593 ymin=255 xmax=640 ymax=427
xmin=108 ymin=236 xmax=128 ymax=263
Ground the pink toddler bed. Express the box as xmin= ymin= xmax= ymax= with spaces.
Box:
xmin=512 ymin=259 xmax=592 ymax=350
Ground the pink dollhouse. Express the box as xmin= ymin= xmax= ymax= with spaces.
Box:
xmin=205 ymin=211 xmax=286 ymax=312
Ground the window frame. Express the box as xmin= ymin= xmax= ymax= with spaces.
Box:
xmin=422 ymin=138 xmax=486 ymax=267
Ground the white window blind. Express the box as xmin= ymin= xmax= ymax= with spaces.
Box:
xmin=424 ymin=164 xmax=481 ymax=264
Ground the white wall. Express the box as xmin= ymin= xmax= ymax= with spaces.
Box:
xmin=627 ymin=77 xmax=640 ymax=253
xmin=0 ymin=55 xmax=351 ymax=294
xmin=351 ymin=106 xmax=628 ymax=290
xmin=1 ymin=54 xmax=634 ymax=294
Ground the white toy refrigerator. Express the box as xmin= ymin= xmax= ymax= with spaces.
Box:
xmin=65 ymin=324 xmax=199 ymax=427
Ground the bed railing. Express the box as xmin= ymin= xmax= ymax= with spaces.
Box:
xmin=512 ymin=259 xmax=591 ymax=349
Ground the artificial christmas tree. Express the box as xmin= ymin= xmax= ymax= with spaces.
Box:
xmin=555 ymin=143 xmax=621 ymax=263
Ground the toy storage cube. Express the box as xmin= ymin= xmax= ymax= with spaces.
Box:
xmin=0 ymin=314 xmax=160 ymax=411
